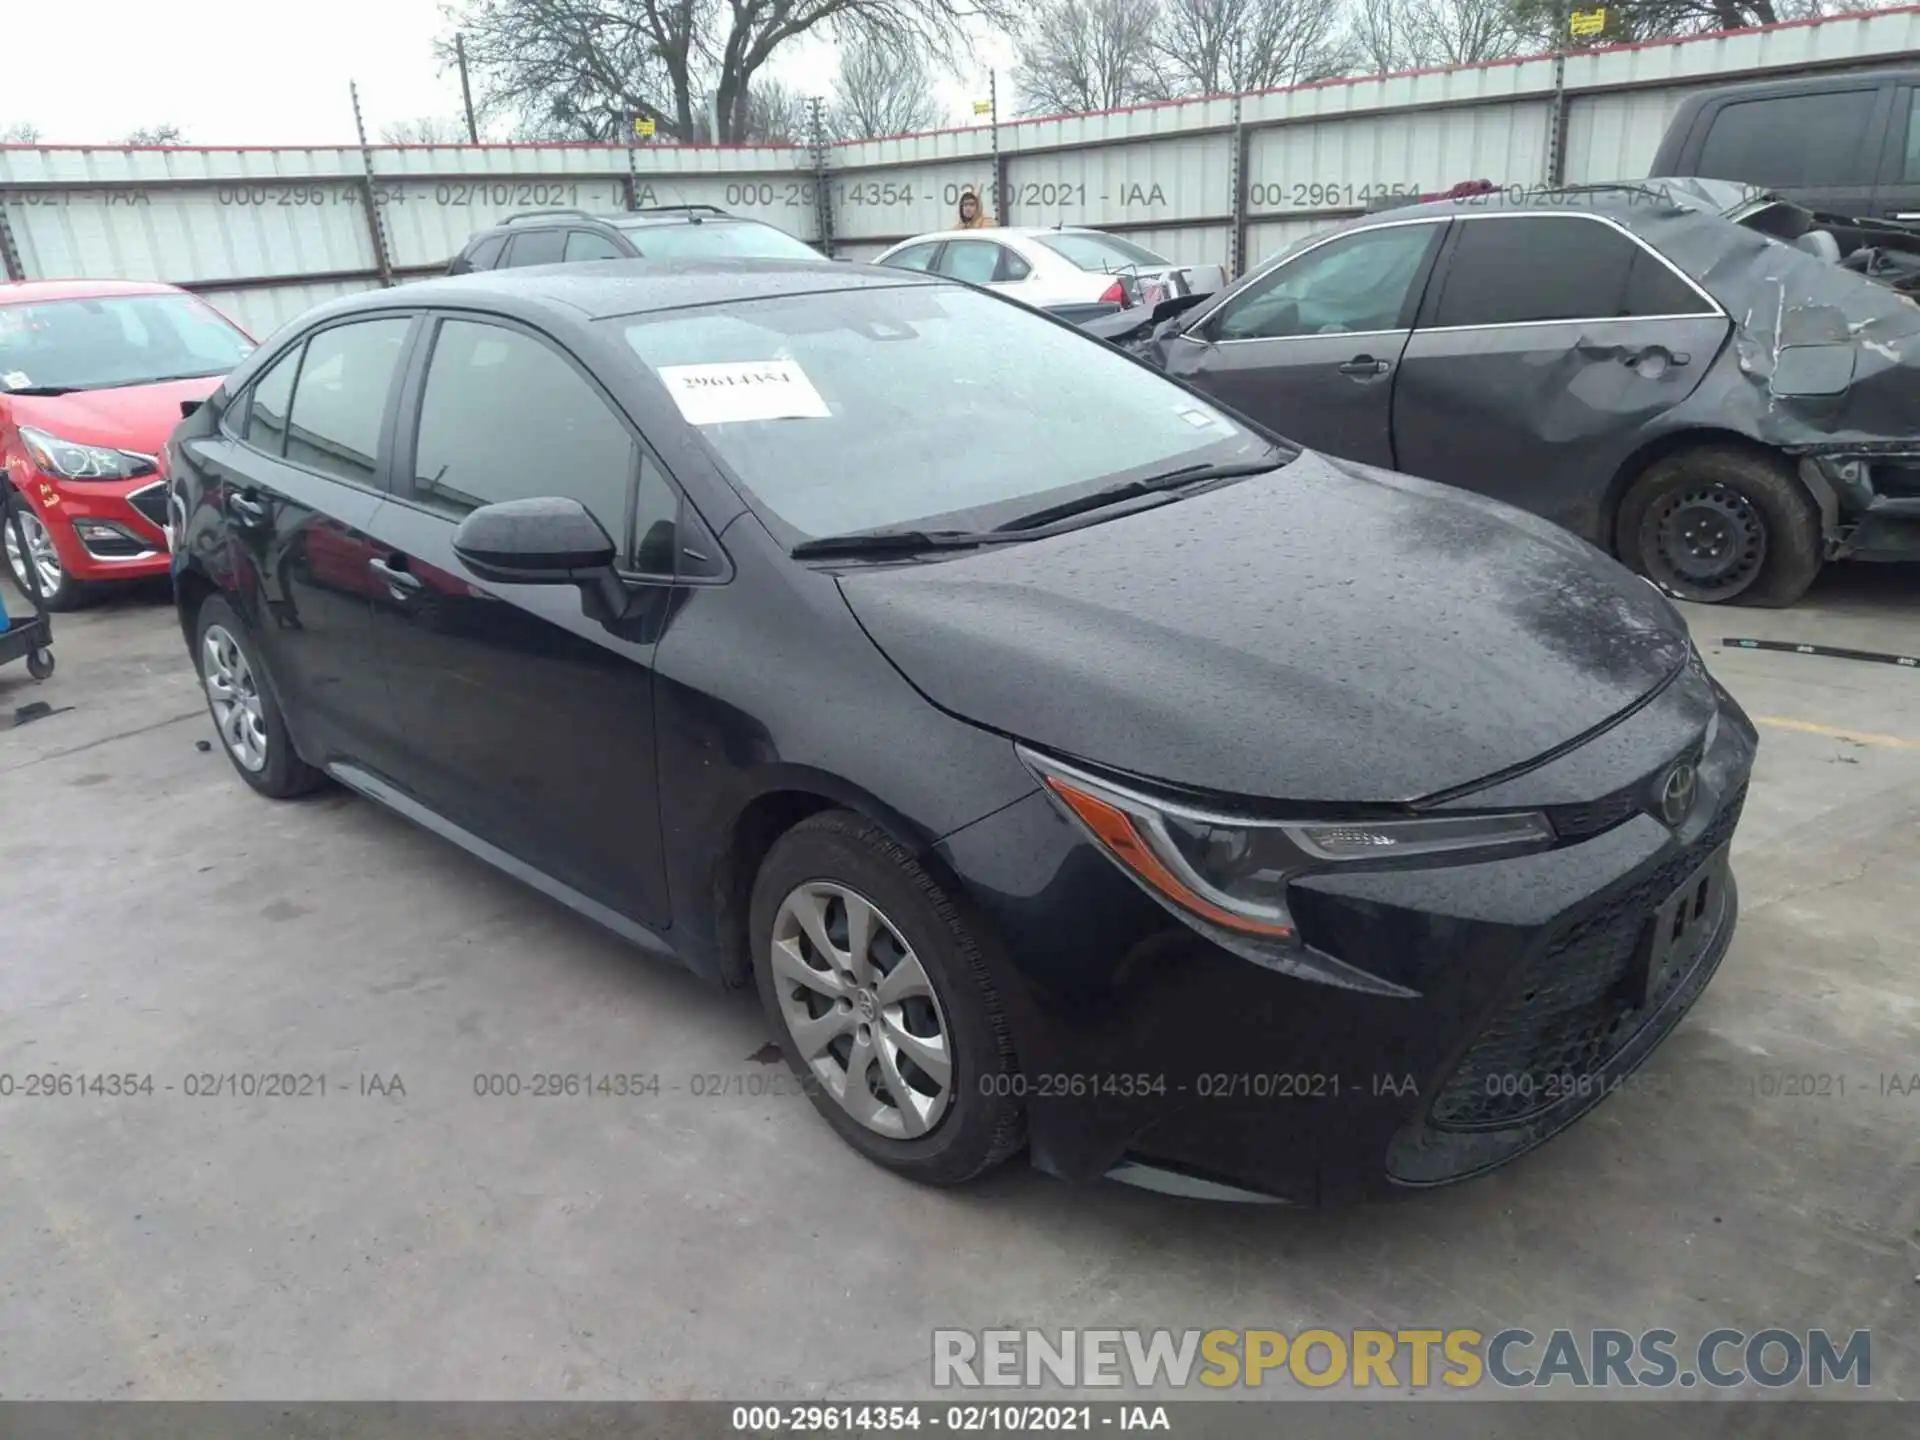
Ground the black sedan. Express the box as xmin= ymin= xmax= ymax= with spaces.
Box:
xmin=167 ymin=258 xmax=1756 ymax=1203
xmin=1092 ymin=179 xmax=1920 ymax=607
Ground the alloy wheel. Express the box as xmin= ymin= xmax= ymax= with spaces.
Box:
xmin=201 ymin=624 xmax=270 ymax=773
xmin=1646 ymin=484 xmax=1767 ymax=601
xmin=769 ymin=880 xmax=954 ymax=1139
xmin=3 ymin=507 xmax=63 ymax=599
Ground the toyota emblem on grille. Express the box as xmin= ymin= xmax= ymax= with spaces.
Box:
xmin=1657 ymin=762 xmax=1698 ymax=828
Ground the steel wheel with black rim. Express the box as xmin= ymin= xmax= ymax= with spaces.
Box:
xmin=1617 ymin=446 xmax=1822 ymax=608
xmin=2 ymin=496 xmax=85 ymax=611
xmin=193 ymin=595 xmax=324 ymax=798
xmin=750 ymin=810 xmax=1025 ymax=1184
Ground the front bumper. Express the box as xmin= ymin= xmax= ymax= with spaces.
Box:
xmin=23 ymin=475 xmax=171 ymax=581
xmin=936 ymin=672 xmax=1757 ymax=1204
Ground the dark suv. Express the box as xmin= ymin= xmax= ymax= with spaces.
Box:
xmin=447 ymin=206 xmax=822 ymax=273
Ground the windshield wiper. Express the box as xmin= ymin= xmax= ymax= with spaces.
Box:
xmin=791 ymin=527 xmax=1025 ymax=559
xmin=1 ymin=384 xmax=80 ymax=397
xmin=992 ymin=457 xmax=1284 ymax=533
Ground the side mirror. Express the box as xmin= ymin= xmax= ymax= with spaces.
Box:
xmin=452 ymin=496 xmax=616 ymax=585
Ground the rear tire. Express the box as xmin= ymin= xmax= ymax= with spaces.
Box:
xmin=193 ymin=596 xmax=323 ymax=799
xmin=1616 ymin=447 xmax=1822 ymax=607
xmin=749 ymin=810 xmax=1025 ymax=1186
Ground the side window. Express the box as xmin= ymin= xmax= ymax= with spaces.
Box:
xmin=243 ymin=344 xmax=301 ymax=456
xmin=1696 ymin=90 xmax=1878 ymax=188
xmin=1432 ymin=217 xmax=1654 ymax=327
xmin=999 ymin=249 xmax=1032 ymax=281
xmin=883 ymin=242 xmax=940 ymax=272
xmin=565 ymin=230 xmax=627 ymax=262
xmin=1214 ymin=224 xmax=1439 ymax=341
xmin=283 ymin=318 xmax=410 ymax=485
xmin=1904 ymin=92 xmax=1920 ymax=182
xmin=630 ymin=452 xmax=681 ymax=577
xmin=466 ymin=235 xmax=507 ymax=270
xmin=935 ymin=240 xmax=1004 ymax=285
xmin=1624 ymin=247 xmax=1713 ymax=317
xmin=412 ymin=319 xmax=637 ymax=553
xmin=503 ymin=229 xmax=567 ymax=268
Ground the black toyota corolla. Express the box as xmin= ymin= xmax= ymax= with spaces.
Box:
xmin=167 ymin=258 xmax=1756 ymax=1203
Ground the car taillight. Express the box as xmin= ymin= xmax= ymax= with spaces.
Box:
xmin=1099 ymin=279 xmax=1128 ymax=307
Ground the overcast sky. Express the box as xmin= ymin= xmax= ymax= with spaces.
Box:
xmin=1 ymin=1 xmax=1013 ymax=146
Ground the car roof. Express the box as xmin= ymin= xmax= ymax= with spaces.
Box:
xmin=1333 ymin=178 xmax=1757 ymax=232
xmin=331 ymin=257 xmax=945 ymax=323
xmin=886 ymin=226 xmax=1109 ymax=247
xmin=0 ymin=277 xmax=185 ymax=304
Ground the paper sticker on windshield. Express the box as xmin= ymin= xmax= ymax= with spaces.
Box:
xmin=656 ymin=361 xmax=830 ymax=426
xmin=2 ymin=371 xmax=30 ymax=390
xmin=1176 ymin=405 xmax=1226 ymax=429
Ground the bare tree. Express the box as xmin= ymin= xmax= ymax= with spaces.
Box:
xmin=1349 ymin=0 xmax=1522 ymax=71
xmin=443 ymin=0 xmax=1005 ymax=145
xmin=829 ymin=26 xmax=941 ymax=138
xmin=123 ymin=123 xmax=186 ymax=145
xmin=380 ymin=116 xmax=473 ymax=143
xmin=1014 ymin=0 xmax=1166 ymax=115
xmin=0 ymin=121 xmax=41 ymax=144
xmin=1157 ymin=0 xmax=1351 ymax=94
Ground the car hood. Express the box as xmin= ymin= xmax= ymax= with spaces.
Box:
xmin=7 ymin=376 xmax=224 ymax=456
xmin=837 ymin=451 xmax=1692 ymax=804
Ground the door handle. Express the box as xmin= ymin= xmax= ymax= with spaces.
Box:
xmin=228 ymin=492 xmax=267 ymax=522
xmin=1621 ymin=346 xmax=1690 ymax=371
xmin=368 ymin=555 xmax=422 ymax=594
xmin=1338 ymin=356 xmax=1392 ymax=377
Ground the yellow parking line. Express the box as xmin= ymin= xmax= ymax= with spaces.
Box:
xmin=1753 ymin=715 xmax=1920 ymax=750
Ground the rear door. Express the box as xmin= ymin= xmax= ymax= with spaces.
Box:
xmin=1681 ymin=81 xmax=1891 ymax=218
xmin=1392 ymin=213 xmax=1729 ymax=542
xmin=200 ymin=314 xmax=415 ymax=771
xmin=353 ymin=313 xmax=678 ymax=927
xmin=1157 ymin=219 xmax=1447 ymax=468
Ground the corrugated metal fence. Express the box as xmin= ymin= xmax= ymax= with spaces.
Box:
xmin=4 ymin=7 xmax=1919 ymax=338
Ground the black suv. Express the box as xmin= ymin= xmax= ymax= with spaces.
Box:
xmin=447 ymin=206 xmax=822 ymax=273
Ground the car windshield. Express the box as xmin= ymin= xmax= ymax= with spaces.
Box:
xmin=0 ymin=292 xmax=252 ymax=392
xmin=616 ymin=283 xmax=1272 ymax=541
xmin=1035 ymin=232 xmax=1170 ymax=272
xmin=616 ymin=220 xmax=820 ymax=261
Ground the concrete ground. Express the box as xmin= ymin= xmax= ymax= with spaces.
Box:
xmin=1 ymin=564 xmax=1917 ymax=1407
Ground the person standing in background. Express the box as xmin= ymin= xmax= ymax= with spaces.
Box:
xmin=957 ymin=190 xmax=995 ymax=229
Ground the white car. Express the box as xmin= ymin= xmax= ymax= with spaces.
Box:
xmin=871 ymin=227 xmax=1227 ymax=321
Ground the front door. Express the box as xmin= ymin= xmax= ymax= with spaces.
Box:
xmin=356 ymin=314 xmax=676 ymax=928
xmin=1392 ymin=213 xmax=1729 ymax=544
xmin=1158 ymin=220 xmax=1447 ymax=468
xmin=192 ymin=315 xmax=414 ymax=772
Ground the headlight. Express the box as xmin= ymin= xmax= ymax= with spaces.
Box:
xmin=1020 ymin=746 xmax=1553 ymax=946
xmin=19 ymin=425 xmax=157 ymax=481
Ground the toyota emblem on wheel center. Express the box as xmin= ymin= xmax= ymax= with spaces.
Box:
xmin=1657 ymin=762 xmax=1699 ymax=828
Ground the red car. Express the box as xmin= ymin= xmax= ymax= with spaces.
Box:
xmin=2 ymin=279 xmax=254 ymax=608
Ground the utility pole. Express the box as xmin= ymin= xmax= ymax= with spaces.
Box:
xmin=455 ymin=33 xmax=480 ymax=143
xmin=350 ymin=81 xmax=395 ymax=288
xmin=989 ymin=70 xmax=1006 ymax=225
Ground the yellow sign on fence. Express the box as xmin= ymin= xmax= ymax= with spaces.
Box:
xmin=972 ymin=99 xmax=992 ymax=116
xmin=633 ymin=116 xmax=656 ymax=138
xmin=1569 ymin=8 xmax=1607 ymax=37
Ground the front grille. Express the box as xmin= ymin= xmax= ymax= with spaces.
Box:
xmin=1429 ymin=783 xmax=1746 ymax=1131
xmin=1544 ymin=787 xmax=1643 ymax=840
xmin=125 ymin=483 xmax=170 ymax=533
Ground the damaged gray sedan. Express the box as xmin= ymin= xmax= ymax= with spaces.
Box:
xmin=1090 ymin=180 xmax=1920 ymax=605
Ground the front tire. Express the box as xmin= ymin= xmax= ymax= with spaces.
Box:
xmin=750 ymin=810 xmax=1025 ymax=1186
xmin=2 ymin=495 xmax=89 ymax=611
xmin=194 ymin=596 xmax=323 ymax=799
xmin=1617 ymin=447 xmax=1822 ymax=607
